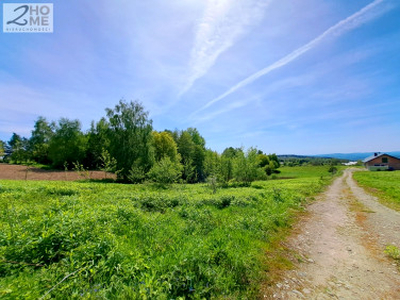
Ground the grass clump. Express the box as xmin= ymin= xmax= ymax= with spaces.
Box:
xmin=385 ymin=245 xmax=400 ymax=260
xmin=384 ymin=245 xmax=400 ymax=270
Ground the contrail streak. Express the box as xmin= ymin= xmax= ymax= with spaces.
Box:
xmin=192 ymin=0 xmax=386 ymax=116
xmin=180 ymin=0 xmax=269 ymax=97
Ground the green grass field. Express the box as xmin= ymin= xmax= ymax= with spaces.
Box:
xmin=0 ymin=167 xmax=336 ymax=299
xmin=353 ymin=170 xmax=400 ymax=211
xmin=276 ymin=165 xmax=344 ymax=179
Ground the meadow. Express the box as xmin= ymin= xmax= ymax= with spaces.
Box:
xmin=0 ymin=166 xmax=336 ymax=299
xmin=353 ymin=170 xmax=400 ymax=211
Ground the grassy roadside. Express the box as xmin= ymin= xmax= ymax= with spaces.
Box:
xmin=260 ymin=166 xmax=346 ymax=294
xmin=353 ymin=170 xmax=400 ymax=212
xmin=0 ymin=167 xmax=338 ymax=299
xmin=276 ymin=165 xmax=347 ymax=179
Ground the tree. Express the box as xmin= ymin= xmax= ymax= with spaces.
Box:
xmin=187 ymin=127 xmax=205 ymax=148
xmin=220 ymin=147 xmax=242 ymax=182
xmin=8 ymin=133 xmax=29 ymax=163
xmin=86 ymin=118 xmax=111 ymax=169
xmin=99 ymin=149 xmax=118 ymax=179
xmin=176 ymin=129 xmax=206 ymax=183
xmin=220 ymin=156 xmax=233 ymax=182
xmin=233 ymin=148 xmax=266 ymax=183
xmin=152 ymin=131 xmax=180 ymax=163
xmin=0 ymin=140 xmax=6 ymax=161
xmin=222 ymin=147 xmax=242 ymax=158
xmin=176 ymin=131 xmax=196 ymax=182
xmin=328 ymin=166 xmax=338 ymax=176
xmin=29 ymin=116 xmax=54 ymax=164
xmin=257 ymin=154 xmax=270 ymax=168
xmin=268 ymin=153 xmax=280 ymax=169
xmin=105 ymin=100 xmax=154 ymax=180
xmin=257 ymin=153 xmax=280 ymax=176
xmin=148 ymin=157 xmax=183 ymax=185
xmin=48 ymin=118 xmax=88 ymax=168
xmin=204 ymin=149 xmax=221 ymax=179
xmin=264 ymin=161 xmax=275 ymax=176
xmin=192 ymin=144 xmax=206 ymax=182
xmin=127 ymin=165 xmax=146 ymax=184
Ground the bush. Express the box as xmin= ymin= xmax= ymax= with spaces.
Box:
xmin=127 ymin=164 xmax=146 ymax=183
xmin=148 ymin=157 xmax=183 ymax=185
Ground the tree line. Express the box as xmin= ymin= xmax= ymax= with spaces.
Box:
xmin=278 ymin=155 xmax=345 ymax=167
xmin=0 ymin=100 xmax=280 ymax=184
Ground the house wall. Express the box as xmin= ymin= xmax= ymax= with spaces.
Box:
xmin=365 ymin=155 xmax=400 ymax=170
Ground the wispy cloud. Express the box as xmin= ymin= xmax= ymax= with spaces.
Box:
xmin=189 ymin=73 xmax=318 ymax=124
xmin=192 ymin=0 xmax=389 ymax=116
xmin=180 ymin=0 xmax=270 ymax=96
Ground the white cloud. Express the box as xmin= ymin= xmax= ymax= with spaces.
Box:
xmin=180 ymin=0 xmax=270 ymax=96
xmin=193 ymin=0 xmax=390 ymax=116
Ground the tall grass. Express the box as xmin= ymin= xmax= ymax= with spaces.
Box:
xmin=277 ymin=165 xmax=346 ymax=179
xmin=353 ymin=170 xmax=400 ymax=211
xmin=0 ymin=168 xmax=334 ymax=298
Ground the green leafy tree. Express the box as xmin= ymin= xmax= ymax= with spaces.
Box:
xmin=152 ymin=131 xmax=180 ymax=163
xmin=257 ymin=154 xmax=270 ymax=168
xmin=176 ymin=129 xmax=206 ymax=183
xmin=222 ymin=147 xmax=242 ymax=158
xmin=0 ymin=140 xmax=5 ymax=161
xmin=48 ymin=119 xmax=88 ymax=168
xmin=86 ymin=118 xmax=111 ymax=169
xmin=182 ymin=158 xmax=196 ymax=183
xmin=188 ymin=128 xmax=206 ymax=181
xmin=264 ymin=161 xmax=274 ymax=176
xmin=106 ymin=100 xmax=154 ymax=180
xmin=328 ymin=166 xmax=338 ymax=176
xmin=127 ymin=164 xmax=146 ymax=183
xmin=233 ymin=148 xmax=266 ymax=183
xmin=268 ymin=153 xmax=280 ymax=169
xmin=176 ymin=131 xmax=196 ymax=182
xmin=204 ymin=149 xmax=221 ymax=179
xmin=8 ymin=133 xmax=29 ymax=163
xmin=99 ymin=149 xmax=118 ymax=179
xmin=220 ymin=147 xmax=242 ymax=182
xmin=148 ymin=156 xmax=183 ymax=185
xmin=187 ymin=127 xmax=205 ymax=148
xmin=257 ymin=153 xmax=280 ymax=175
xmin=220 ymin=156 xmax=233 ymax=182
xmin=192 ymin=144 xmax=206 ymax=181
xmin=29 ymin=116 xmax=54 ymax=164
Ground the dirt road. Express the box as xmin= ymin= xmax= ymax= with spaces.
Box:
xmin=265 ymin=169 xmax=400 ymax=299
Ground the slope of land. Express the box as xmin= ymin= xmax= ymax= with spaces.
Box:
xmin=264 ymin=169 xmax=400 ymax=299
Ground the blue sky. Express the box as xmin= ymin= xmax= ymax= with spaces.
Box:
xmin=1 ymin=0 xmax=399 ymax=155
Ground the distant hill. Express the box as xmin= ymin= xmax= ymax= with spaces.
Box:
xmin=277 ymin=154 xmax=347 ymax=167
xmin=312 ymin=151 xmax=400 ymax=161
xmin=278 ymin=154 xmax=317 ymax=159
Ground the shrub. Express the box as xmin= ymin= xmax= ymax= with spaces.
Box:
xmin=148 ymin=157 xmax=183 ymax=185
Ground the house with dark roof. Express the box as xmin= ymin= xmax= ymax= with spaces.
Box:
xmin=363 ymin=152 xmax=400 ymax=171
